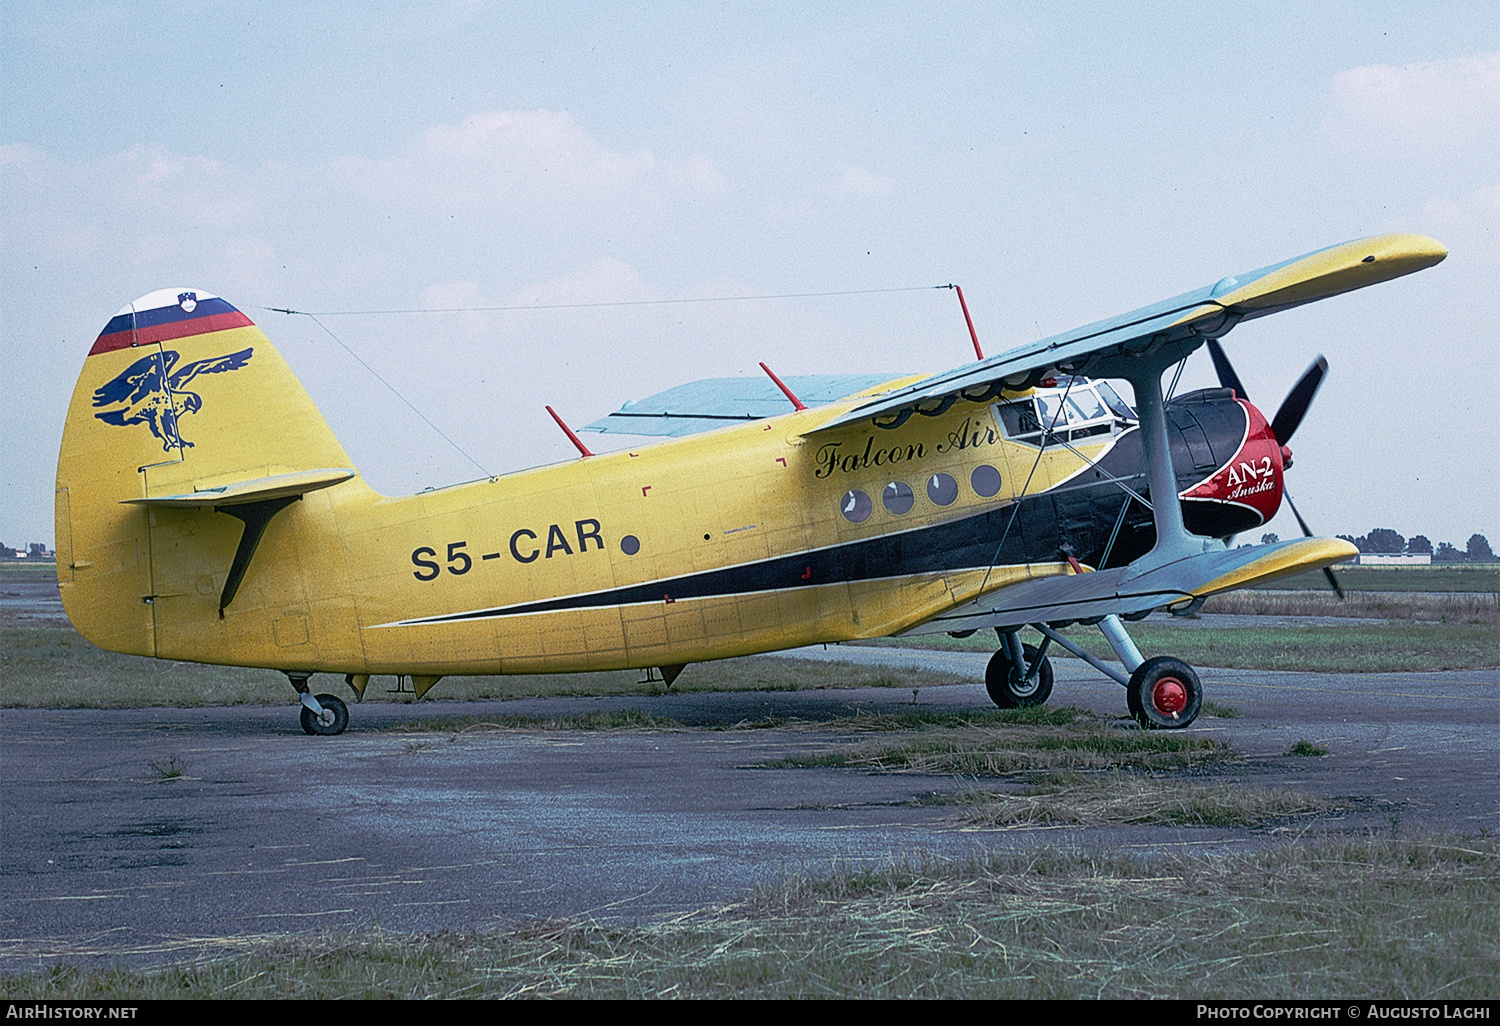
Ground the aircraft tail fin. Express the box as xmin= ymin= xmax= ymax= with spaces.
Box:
xmin=55 ymin=289 xmax=362 ymax=659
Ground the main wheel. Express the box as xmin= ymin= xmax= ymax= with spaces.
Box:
xmin=300 ymin=693 xmax=349 ymax=736
xmin=985 ymin=643 xmax=1054 ymax=708
xmin=1126 ymin=656 xmax=1201 ymax=729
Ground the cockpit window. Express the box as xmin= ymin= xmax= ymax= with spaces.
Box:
xmin=1066 ymin=391 xmax=1107 ymax=423
xmin=1036 ymin=393 xmax=1068 ymax=432
xmin=996 ymin=401 xmax=1041 ymax=437
xmin=1095 ymin=381 xmax=1136 ymax=420
xmin=992 ymin=382 xmax=1132 ymax=447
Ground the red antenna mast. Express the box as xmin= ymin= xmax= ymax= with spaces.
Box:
xmin=952 ymin=285 xmax=984 ymax=361
xmin=759 ymin=362 xmax=807 ymax=411
xmin=545 ymin=405 xmax=594 ymax=457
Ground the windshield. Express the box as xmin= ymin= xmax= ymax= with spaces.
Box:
xmin=993 ymin=382 xmax=1130 ymax=447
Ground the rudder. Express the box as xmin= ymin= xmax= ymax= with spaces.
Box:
xmin=56 ymin=289 xmax=365 ymax=665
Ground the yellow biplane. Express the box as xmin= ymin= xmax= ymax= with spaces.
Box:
xmin=55 ymin=234 xmax=1446 ymax=734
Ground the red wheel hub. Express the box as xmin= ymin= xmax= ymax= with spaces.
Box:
xmin=1152 ymin=677 xmax=1187 ymax=716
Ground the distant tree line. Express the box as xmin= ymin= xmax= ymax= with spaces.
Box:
xmin=1335 ymin=530 xmax=1496 ymax=563
xmin=1 ymin=541 xmax=53 ymax=561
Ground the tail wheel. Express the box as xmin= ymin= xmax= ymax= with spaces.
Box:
xmin=985 ymin=643 xmax=1054 ymax=708
xmin=1126 ymin=656 xmax=1201 ymax=729
xmin=300 ymin=693 xmax=349 ymax=736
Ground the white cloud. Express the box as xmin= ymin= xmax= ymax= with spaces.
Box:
xmin=683 ymin=152 xmax=729 ymax=194
xmin=420 ymin=279 xmax=488 ymax=309
xmin=1421 ymin=184 xmax=1500 ymax=256
xmin=395 ymin=260 xmax=657 ymax=350
xmin=417 ymin=279 xmax=492 ymax=336
xmin=1324 ymin=51 xmax=1500 ymax=156
xmin=836 ymin=165 xmax=891 ymax=196
xmin=329 ymin=109 xmax=726 ymax=207
xmin=0 ymin=141 xmax=46 ymax=169
xmin=505 ymin=257 xmax=653 ymax=308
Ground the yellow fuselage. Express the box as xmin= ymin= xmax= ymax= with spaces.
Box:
xmin=56 ymin=318 xmax=1103 ymax=680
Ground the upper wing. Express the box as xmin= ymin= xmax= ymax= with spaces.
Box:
xmin=810 ymin=233 xmax=1446 ymax=436
xmin=584 ymin=373 xmax=921 ymax=437
xmin=903 ymin=537 xmax=1357 ymax=635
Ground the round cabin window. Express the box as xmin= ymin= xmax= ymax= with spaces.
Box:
xmin=926 ymin=473 xmax=959 ymax=506
xmin=882 ymin=481 xmax=914 ymax=515
xmin=840 ymin=489 xmax=872 ymax=523
xmin=970 ymin=464 xmax=1002 ymax=497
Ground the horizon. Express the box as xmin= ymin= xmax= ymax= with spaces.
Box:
xmin=4 ymin=3 xmax=1496 ymax=547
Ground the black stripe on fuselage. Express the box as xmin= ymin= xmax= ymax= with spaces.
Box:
xmin=381 ymin=499 xmax=1060 ymax=626
xmin=379 ymin=395 xmax=1258 ymax=628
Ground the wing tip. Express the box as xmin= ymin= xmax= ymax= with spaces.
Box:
xmin=1194 ymin=537 xmax=1359 ymax=597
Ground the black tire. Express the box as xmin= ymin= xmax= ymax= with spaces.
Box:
xmin=1126 ymin=656 xmax=1201 ymax=729
xmin=299 ymin=693 xmax=349 ymax=736
xmin=985 ymin=643 xmax=1054 ymax=708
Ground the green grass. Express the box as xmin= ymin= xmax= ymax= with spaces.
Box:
xmin=758 ymin=708 xmax=1230 ymax=775
xmin=1 ymin=626 xmax=287 ymax=707
xmin=0 ymin=626 xmax=968 ymax=709
xmin=950 ymin=773 xmax=1334 ymax=828
xmin=1261 ymin=564 xmax=1500 ymax=593
xmin=391 ymin=708 xmax=690 ymax=734
xmin=145 ymin=754 xmax=188 ymax=779
xmin=7 ymin=561 xmax=1496 ymax=713
xmin=1206 ymin=587 xmax=1499 ymax=624
xmin=863 ymin=620 xmax=1500 ymax=671
xmin=0 ymin=561 xmax=58 ymax=578
xmin=6 ymin=836 xmax=1494 ymax=999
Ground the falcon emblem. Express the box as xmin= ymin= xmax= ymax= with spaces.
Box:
xmin=91 ymin=347 xmax=254 ymax=450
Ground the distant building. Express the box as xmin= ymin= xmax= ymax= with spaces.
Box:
xmin=1355 ymin=553 xmax=1431 ymax=566
xmin=3 ymin=543 xmax=54 ymax=561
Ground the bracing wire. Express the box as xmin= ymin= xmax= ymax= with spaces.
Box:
xmin=262 ymin=283 xmax=945 ymax=481
xmin=976 ymin=375 xmax=1081 ymax=595
xmin=298 ymin=312 xmax=494 ymax=479
xmin=259 ymin=284 xmax=943 ymax=318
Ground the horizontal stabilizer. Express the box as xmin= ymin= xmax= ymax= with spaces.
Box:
xmin=121 ymin=468 xmax=356 ymax=508
xmin=903 ymin=537 xmax=1357 ymax=635
xmin=585 ymin=373 xmax=914 ymax=437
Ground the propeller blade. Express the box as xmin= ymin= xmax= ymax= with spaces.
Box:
xmin=1284 ymin=489 xmax=1346 ymax=600
xmin=1270 ymin=355 xmax=1328 ymax=445
xmin=1209 ymin=343 xmax=1341 ymax=596
xmin=1321 ymin=566 xmax=1346 ymax=601
xmin=1205 ymin=338 xmax=1250 ymax=400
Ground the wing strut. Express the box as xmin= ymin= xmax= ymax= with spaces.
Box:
xmin=1119 ymin=350 xmax=1224 ymax=574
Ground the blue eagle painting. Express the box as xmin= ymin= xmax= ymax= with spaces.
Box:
xmin=91 ymin=348 xmax=254 ymax=451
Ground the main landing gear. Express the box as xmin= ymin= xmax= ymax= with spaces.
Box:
xmin=1126 ymin=656 xmax=1202 ymax=729
xmin=986 ymin=614 xmax=1203 ymax=729
xmin=985 ymin=637 xmax=1053 ymax=708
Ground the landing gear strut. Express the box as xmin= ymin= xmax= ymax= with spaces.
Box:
xmin=287 ymin=672 xmax=349 ymax=736
xmin=983 ymin=615 xmax=1203 ymax=728
xmin=985 ymin=634 xmax=1053 ymax=708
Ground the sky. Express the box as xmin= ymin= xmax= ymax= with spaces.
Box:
xmin=3 ymin=1 xmax=1497 ymax=553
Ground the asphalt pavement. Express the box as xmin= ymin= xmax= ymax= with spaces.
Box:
xmin=2 ymin=643 xmax=1496 ymax=971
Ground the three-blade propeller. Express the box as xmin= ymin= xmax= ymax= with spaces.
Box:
xmin=1204 ymin=339 xmax=1345 ymax=599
